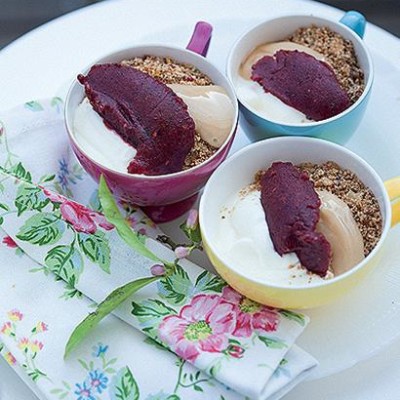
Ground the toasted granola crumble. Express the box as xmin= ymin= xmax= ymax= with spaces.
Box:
xmin=288 ymin=26 xmax=365 ymax=103
xmin=122 ymin=55 xmax=213 ymax=86
xmin=253 ymin=170 xmax=265 ymax=188
xmin=238 ymin=182 xmax=260 ymax=198
xmin=121 ymin=55 xmax=216 ymax=169
xmin=298 ymin=161 xmax=382 ymax=255
xmin=183 ymin=133 xmax=216 ymax=170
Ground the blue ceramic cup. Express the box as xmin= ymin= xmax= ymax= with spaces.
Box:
xmin=226 ymin=12 xmax=373 ymax=144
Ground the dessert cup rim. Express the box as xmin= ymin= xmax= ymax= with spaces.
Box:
xmin=199 ymin=136 xmax=392 ymax=291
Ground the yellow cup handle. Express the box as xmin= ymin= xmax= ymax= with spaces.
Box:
xmin=385 ymin=176 xmax=400 ymax=227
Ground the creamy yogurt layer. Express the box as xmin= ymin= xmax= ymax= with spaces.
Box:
xmin=236 ymin=76 xmax=309 ymax=124
xmin=216 ymin=187 xmax=333 ymax=286
xmin=74 ymin=98 xmax=136 ymax=173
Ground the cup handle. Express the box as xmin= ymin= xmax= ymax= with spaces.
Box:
xmin=186 ymin=21 xmax=213 ymax=57
xmin=340 ymin=11 xmax=366 ymax=38
xmin=385 ymin=177 xmax=400 ymax=227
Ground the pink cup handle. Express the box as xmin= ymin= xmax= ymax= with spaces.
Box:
xmin=186 ymin=21 xmax=213 ymax=57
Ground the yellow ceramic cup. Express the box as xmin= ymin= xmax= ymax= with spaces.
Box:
xmin=200 ymin=137 xmax=398 ymax=309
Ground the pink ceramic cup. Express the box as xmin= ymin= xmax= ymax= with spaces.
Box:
xmin=65 ymin=22 xmax=239 ymax=222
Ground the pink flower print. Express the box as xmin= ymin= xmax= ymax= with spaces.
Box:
xmin=29 ymin=340 xmax=44 ymax=354
xmin=186 ymin=209 xmax=199 ymax=229
xmin=2 ymin=236 xmax=17 ymax=248
xmin=221 ymin=287 xmax=280 ymax=338
xmin=18 ymin=338 xmax=30 ymax=352
xmin=89 ymin=211 xmax=114 ymax=231
xmin=7 ymin=309 xmax=23 ymax=322
xmin=60 ymin=202 xmax=97 ymax=234
xmin=4 ymin=352 xmax=16 ymax=366
xmin=43 ymin=187 xmax=114 ymax=234
xmin=226 ymin=344 xmax=245 ymax=359
xmin=60 ymin=201 xmax=113 ymax=234
xmin=127 ymin=214 xmax=140 ymax=228
xmin=145 ymin=218 xmax=157 ymax=229
xmin=150 ymin=264 xmax=165 ymax=276
xmin=174 ymin=246 xmax=190 ymax=259
xmin=1 ymin=322 xmax=13 ymax=336
xmin=159 ymin=294 xmax=236 ymax=362
xmin=42 ymin=187 xmax=66 ymax=204
xmin=138 ymin=227 xmax=147 ymax=236
xmin=33 ymin=321 xmax=48 ymax=334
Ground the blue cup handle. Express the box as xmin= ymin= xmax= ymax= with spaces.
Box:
xmin=340 ymin=11 xmax=366 ymax=38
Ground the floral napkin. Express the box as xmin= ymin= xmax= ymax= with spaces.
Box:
xmin=0 ymin=99 xmax=317 ymax=400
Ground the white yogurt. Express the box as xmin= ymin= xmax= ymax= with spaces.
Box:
xmin=73 ymin=98 xmax=136 ymax=173
xmin=236 ymin=76 xmax=309 ymax=124
xmin=216 ymin=187 xmax=332 ymax=286
xmin=236 ymin=41 xmax=327 ymax=124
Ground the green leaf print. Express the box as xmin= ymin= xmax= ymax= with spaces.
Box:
xmin=258 ymin=336 xmax=288 ymax=349
xmin=109 ymin=366 xmax=139 ymax=400
xmin=142 ymin=326 xmax=159 ymax=340
xmin=194 ymin=270 xmax=225 ymax=293
xmin=98 ymin=175 xmax=161 ymax=263
xmin=0 ymin=203 xmax=9 ymax=211
xmin=16 ymin=213 xmax=65 ymax=245
xmin=50 ymin=97 xmax=63 ymax=108
xmin=28 ymin=368 xmax=47 ymax=382
xmin=279 ymin=310 xmax=306 ymax=326
xmin=158 ymin=263 xmax=192 ymax=305
xmin=78 ymin=231 xmax=111 ymax=273
xmin=15 ymin=185 xmax=50 ymax=216
xmin=131 ymin=299 xmax=176 ymax=324
xmin=45 ymin=245 xmax=83 ymax=283
xmin=179 ymin=220 xmax=202 ymax=243
xmin=39 ymin=173 xmax=56 ymax=183
xmin=64 ymin=276 xmax=159 ymax=358
xmin=88 ymin=189 xmax=102 ymax=212
xmin=25 ymin=100 xmax=44 ymax=112
xmin=279 ymin=358 xmax=288 ymax=367
xmin=60 ymin=281 xmax=82 ymax=300
xmin=10 ymin=162 xmax=32 ymax=183
xmin=143 ymin=337 xmax=169 ymax=352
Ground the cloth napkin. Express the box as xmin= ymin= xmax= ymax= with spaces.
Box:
xmin=0 ymin=99 xmax=317 ymax=400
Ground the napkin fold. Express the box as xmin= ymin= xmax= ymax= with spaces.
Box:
xmin=0 ymin=99 xmax=317 ymax=399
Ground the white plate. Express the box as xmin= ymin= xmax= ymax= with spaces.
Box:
xmin=1 ymin=0 xmax=400 ymax=395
